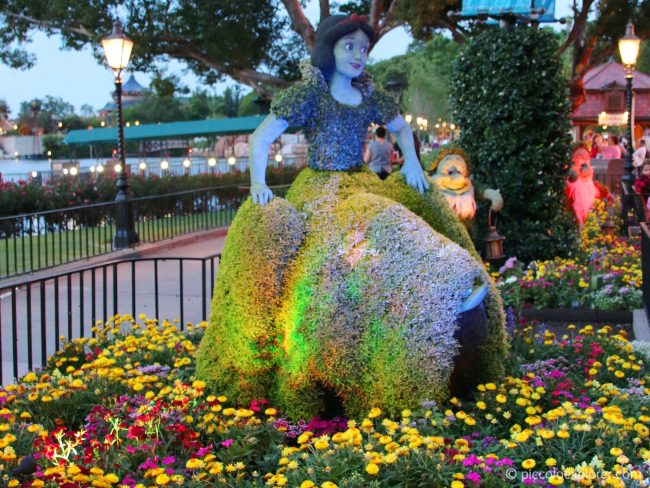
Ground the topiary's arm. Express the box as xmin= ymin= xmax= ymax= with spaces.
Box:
xmin=387 ymin=115 xmax=429 ymax=194
xmin=249 ymin=114 xmax=289 ymax=205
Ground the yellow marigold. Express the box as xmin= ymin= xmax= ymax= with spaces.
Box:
xmin=314 ymin=439 xmax=329 ymax=450
xmin=321 ymin=482 xmax=338 ymax=488
xmin=548 ymin=475 xmax=564 ymax=485
xmin=496 ymin=394 xmax=507 ymax=403
xmin=610 ymin=447 xmax=623 ymax=457
xmin=104 ymin=473 xmax=119 ymax=483
xmin=368 ymin=408 xmax=382 ymax=419
xmin=191 ymin=380 xmax=206 ymax=389
xmin=155 ymin=473 xmax=170 ymax=485
xmin=545 ymin=458 xmax=557 ymax=467
xmin=365 ymin=463 xmax=379 ymax=476
xmin=23 ymin=372 xmax=38 ymax=383
xmin=300 ymin=482 xmax=316 ymax=488
xmin=451 ymin=481 xmax=464 ymax=488
xmin=522 ymin=459 xmax=536 ymax=469
xmin=265 ymin=408 xmax=277 ymax=416
xmin=186 ymin=458 xmax=205 ymax=470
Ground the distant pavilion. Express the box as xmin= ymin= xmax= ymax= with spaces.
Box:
xmin=98 ymin=74 xmax=146 ymax=118
xmin=570 ymin=59 xmax=650 ymax=144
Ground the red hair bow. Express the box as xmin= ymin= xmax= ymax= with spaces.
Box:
xmin=349 ymin=13 xmax=368 ymax=23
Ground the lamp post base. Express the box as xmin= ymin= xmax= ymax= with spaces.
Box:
xmin=114 ymin=230 xmax=140 ymax=249
xmin=114 ymin=197 xmax=139 ymax=249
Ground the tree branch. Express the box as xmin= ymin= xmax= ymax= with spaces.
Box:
xmin=161 ymin=40 xmax=290 ymax=98
xmin=319 ymin=0 xmax=330 ymax=22
xmin=369 ymin=0 xmax=384 ymax=32
xmin=558 ymin=0 xmax=594 ymax=54
xmin=279 ymin=0 xmax=316 ymax=51
xmin=1 ymin=10 xmax=93 ymax=38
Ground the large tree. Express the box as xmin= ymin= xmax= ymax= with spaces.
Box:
xmin=0 ymin=0 xmax=459 ymax=98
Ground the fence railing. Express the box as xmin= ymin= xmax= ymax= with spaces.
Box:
xmin=0 ymin=254 xmax=220 ymax=385
xmin=0 ymin=184 xmax=266 ymax=279
xmin=642 ymin=223 xmax=650 ymax=322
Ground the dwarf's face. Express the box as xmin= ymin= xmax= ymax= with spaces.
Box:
xmin=572 ymin=148 xmax=593 ymax=180
xmin=432 ymin=155 xmax=472 ymax=195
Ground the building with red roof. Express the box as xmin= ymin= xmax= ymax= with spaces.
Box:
xmin=570 ymin=59 xmax=650 ymax=143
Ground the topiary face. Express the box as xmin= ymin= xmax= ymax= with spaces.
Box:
xmin=432 ymin=154 xmax=472 ymax=194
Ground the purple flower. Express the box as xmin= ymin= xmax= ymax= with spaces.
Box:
xmin=499 ymin=256 xmax=517 ymax=274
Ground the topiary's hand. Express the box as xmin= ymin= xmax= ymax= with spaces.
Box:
xmin=401 ymin=160 xmax=430 ymax=194
xmin=251 ymin=182 xmax=274 ymax=206
xmin=483 ymin=188 xmax=503 ymax=212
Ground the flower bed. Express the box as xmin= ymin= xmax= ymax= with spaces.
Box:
xmin=495 ymin=200 xmax=643 ymax=312
xmin=0 ymin=315 xmax=649 ymax=487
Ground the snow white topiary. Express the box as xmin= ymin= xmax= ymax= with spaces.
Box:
xmin=196 ymin=14 xmax=507 ymax=418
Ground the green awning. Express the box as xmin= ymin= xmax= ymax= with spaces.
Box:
xmin=63 ymin=115 xmax=268 ymax=145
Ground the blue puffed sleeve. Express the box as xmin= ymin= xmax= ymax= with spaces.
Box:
xmin=270 ymin=82 xmax=317 ymax=127
xmin=369 ymin=88 xmax=400 ymax=126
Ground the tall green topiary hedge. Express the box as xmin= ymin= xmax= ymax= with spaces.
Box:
xmin=450 ymin=27 xmax=578 ymax=262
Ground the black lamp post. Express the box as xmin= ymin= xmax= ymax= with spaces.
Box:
xmin=618 ymin=21 xmax=641 ymax=234
xmin=102 ymin=22 xmax=139 ymax=248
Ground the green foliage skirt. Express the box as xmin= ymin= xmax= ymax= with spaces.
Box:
xmin=196 ymin=168 xmax=507 ymax=418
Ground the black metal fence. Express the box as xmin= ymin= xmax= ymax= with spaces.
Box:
xmin=0 ymin=255 xmax=220 ymax=385
xmin=641 ymin=223 xmax=650 ymax=322
xmin=0 ymin=185 xmax=249 ymax=279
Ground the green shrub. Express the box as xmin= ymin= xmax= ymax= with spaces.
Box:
xmin=0 ymin=166 xmax=302 ymax=219
xmin=450 ymin=27 xmax=578 ymax=262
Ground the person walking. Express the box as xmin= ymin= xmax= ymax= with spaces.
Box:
xmin=364 ymin=126 xmax=394 ymax=180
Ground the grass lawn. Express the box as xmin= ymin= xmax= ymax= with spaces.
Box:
xmin=0 ymin=210 xmax=235 ymax=279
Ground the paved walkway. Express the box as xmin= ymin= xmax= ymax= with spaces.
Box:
xmin=0 ymin=228 xmax=229 ymax=385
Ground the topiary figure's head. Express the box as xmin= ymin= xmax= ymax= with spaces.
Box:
xmin=311 ymin=14 xmax=375 ymax=81
xmin=427 ymin=145 xmax=471 ymax=176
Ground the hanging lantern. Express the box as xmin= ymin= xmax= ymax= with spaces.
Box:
xmin=600 ymin=204 xmax=618 ymax=237
xmin=484 ymin=210 xmax=505 ymax=260
xmin=600 ymin=218 xmax=617 ymax=237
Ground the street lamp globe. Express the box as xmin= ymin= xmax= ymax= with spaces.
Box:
xmin=405 ymin=114 xmax=412 ymax=124
xmin=101 ymin=22 xmax=133 ymax=76
xmin=182 ymin=158 xmax=191 ymax=168
xmin=208 ymin=157 xmax=217 ymax=167
xmin=619 ymin=22 xmax=640 ymax=69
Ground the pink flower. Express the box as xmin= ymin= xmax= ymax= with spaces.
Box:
xmin=138 ymin=458 xmax=158 ymax=470
xmin=466 ymin=471 xmax=481 ymax=484
xmin=162 ymin=456 xmax=176 ymax=465
xmin=196 ymin=445 xmax=213 ymax=456
xmin=221 ymin=439 xmax=234 ymax=448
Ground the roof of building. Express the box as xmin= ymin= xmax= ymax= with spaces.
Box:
xmin=63 ymin=115 xmax=268 ymax=145
xmin=122 ymin=74 xmax=146 ymax=94
xmin=583 ymin=59 xmax=650 ymax=90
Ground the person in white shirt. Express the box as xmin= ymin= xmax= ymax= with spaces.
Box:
xmin=633 ymin=138 xmax=647 ymax=175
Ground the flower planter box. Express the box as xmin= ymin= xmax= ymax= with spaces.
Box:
xmin=520 ymin=308 xmax=632 ymax=324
